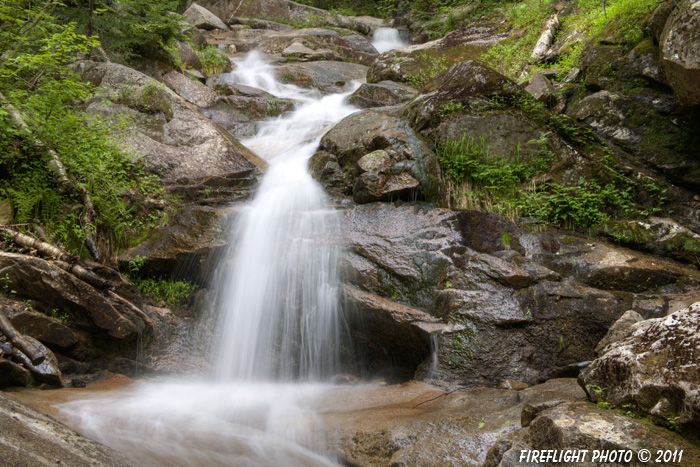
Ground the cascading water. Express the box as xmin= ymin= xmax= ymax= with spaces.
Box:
xmin=372 ymin=27 xmax=407 ymax=54
xmin=213 ymin=52 xmax=357 ymax=381
xmin=57 ymin=52 xmax=360 ymax=466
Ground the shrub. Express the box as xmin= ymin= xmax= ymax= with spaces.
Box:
xmin=195 ymin=46 xmax=230 ymax=75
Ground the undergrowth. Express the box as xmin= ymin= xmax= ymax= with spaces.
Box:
xmin=479 ymin=0 xmax=660 ymax=81
xmin=126 ymin=256 xmax=197 ymax=307
xmin=195 ymin=46 xmax=229 ymax=75
xmin=437 ymin=132 xmax=650 ymax=230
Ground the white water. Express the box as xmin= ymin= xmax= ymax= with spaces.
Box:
xmin=58 ymin=52 xmax=360 ymax=466
xmin=214 ymin=52 xmax=358 ymax=381
xmin=372 ymin=27 xmax=407 ymax=54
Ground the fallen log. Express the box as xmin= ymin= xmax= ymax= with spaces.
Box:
xmin=529 ymin=15 xmax=560 ymax=65
xmin=0 ymin=227 xmax=74 ymax=263
xmin=0 ymin=307 xmax=45 ymax=365
xmin=1 ymin=227 xmax=113 ymax=289
xmin=53 ymin=260 xmax=113 ymax=291
xmin=0 ymin=92 xmax=100 ymax=261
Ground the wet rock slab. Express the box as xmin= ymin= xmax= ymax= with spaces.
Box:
xmin=0 ymin=391 xmax=137 ymax=466
xmin=322 ymin=378 xmax=585 ymax=467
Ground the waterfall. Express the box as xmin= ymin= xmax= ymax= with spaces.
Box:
xmin=372 ymin=28 xmax=406 ymax=54
xmin=57 ymin=52 xmax=360 ymax=466
xmin=213 ymin=52 xmax=358 ymax=381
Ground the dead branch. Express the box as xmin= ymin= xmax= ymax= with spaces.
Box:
xmin=0 ymin=307 xmax=45 ymax=365
xmin=412 ymin=387 xmax=465 ymax=409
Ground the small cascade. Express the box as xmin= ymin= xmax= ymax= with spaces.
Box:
xmin=372 ymin=27 xmax=407 ymax=54
xmin=425 ymin=334 xmax=439 ymax=381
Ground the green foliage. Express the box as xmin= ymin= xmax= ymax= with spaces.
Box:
xmin=441 ymin=100 xmax=467 ymax=118
xmin=0 ymin=273 xmax=17 ymax=296
xmin=132 ymin=276 xmax=197 ymax=307
xmin=48 ymin=307 xmax=70 ymax=323
xmin=404 ymin=54 xmax=448 ymax=89
xmin=0 ymin=2 xmax=166 ymax=257
xmin=520 ymin=180 xmax=635 ymax=230
xmin=125 ymin=254 xmax=196 ymax=307
xmin=480 ymin=0 xmax=555 ymax=79
xmin=437 ymin=134 xmax=549 ymax=190
xmin=437 ymin=131 xmax=649 ymax=230
xmin=293 ymin=0 xmax=397 ymax=18
xmin=56 ymin=0 xmax=185 ymax=60
xmin=195 ymin=46 xmax=229 ymax=75
xmin=437 ymin=133 xmax=551 ymax=218
xmin=480 ymin=0 xmax=658 ymax=81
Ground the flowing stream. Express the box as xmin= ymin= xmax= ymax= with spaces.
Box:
xmin=57 ymin=52 xmax=360 ymax=466
xmin=372 ymin=28 xmax=407 ymax=54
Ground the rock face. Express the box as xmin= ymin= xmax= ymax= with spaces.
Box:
xmin=317 ymin=110 xmax=440 ymax=203
xmin=347 ymin=81 xmax=418 ymax=108
xmin=659 ymin=0 xmax=700 ymax=105
xmin=71 ymin=61 xmax=264 ymax=181
xmin=486 ymin=401 xmax=700 ymax=467
xmin=579 ymin=302 xmax=700 ymax=427
xmin=343 ymin=286 xmax=457 ymax=380
xmin=0 ymin=392 xmax=137 ymax=466
xmin=341 ymin=203 xmax=700 ymax=386
xmin=183 ymin=3 xmax=228 ymax=31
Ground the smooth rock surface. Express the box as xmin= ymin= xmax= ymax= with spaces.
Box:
xmin=0 ymin=392 xmax=137 ymax=466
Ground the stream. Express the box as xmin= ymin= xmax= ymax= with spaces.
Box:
xmin=56 ymin=38 xmax=394 ymax=467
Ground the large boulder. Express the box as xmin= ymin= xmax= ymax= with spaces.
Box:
xmin=71 ymin=61 xmax=266 ymax=180
xmin=317 ymin=111 xmax=440 ymax=203
xmin=162 ymin=70 xmax=219 ymax=108
xmin=183 ymin=3 xmax=229 ymax=31
xmin=274 ymin=61 xmax=368 ymax=93
xmin=260 ymin=29 xmax=378 ymax=65
xmin=659 ymin=0 xmax=700 ymax=105
xmin=0 ymin=252 xmax=140 ymax=340
xmin=400 ymin=60 xmax=523 ymax=131
xmin=486 ymin=402 xmax=700 ymax=467
xmin=579 ymin=302 xmax=700 ymax=427
xmin=347 ymin=81 xmax=418 ymax=108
